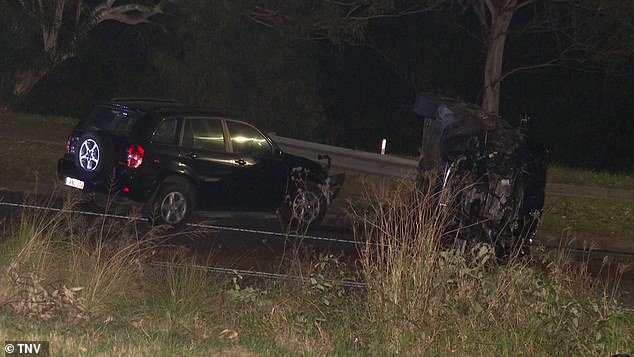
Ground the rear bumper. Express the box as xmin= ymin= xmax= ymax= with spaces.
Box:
xmin=57 ymin=158 xmax=156 ymax=203
xmin=58 ymin=158 xmax=109 ymax=192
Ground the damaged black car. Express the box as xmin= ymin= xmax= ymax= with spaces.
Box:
xmin=413 ymin=93 xmax=549 ymax=258
xmin=58 ymin=99 xmax=345 ymax=228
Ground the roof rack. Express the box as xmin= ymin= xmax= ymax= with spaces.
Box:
xmin=95 ymin=98 xmax=228 ymax=116
xmin=109 ymin=98 xmax=179 ymax=103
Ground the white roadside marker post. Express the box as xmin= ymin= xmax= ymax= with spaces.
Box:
xmin=380 ymin=139 xmax=387 ymax=197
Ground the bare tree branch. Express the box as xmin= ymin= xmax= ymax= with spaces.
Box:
xmin=73 ymin=1 xmax=164 ymax=53
xmin=75 ymin=1 xmax=82 ymax=27
xmin=250 ymin=0 xmax=445 ymax=44
xmin=12 ymin=0 xmax=168 ymax=97
xmin=499 ymin=52 xmax=566 ymax=83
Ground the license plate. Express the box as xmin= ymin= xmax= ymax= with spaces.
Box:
xmin=64 ymin=177 xmax=85 ymax=190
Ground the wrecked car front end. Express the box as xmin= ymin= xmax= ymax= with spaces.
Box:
xmin=414 ymin=93 xmax=549 ymax=258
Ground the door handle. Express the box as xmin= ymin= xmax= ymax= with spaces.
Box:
xmin=235 ymin=159 xmax=247 ymax=166
xmin=185 ymin=152 xmax=198 ymax=159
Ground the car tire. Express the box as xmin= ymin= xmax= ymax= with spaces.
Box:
xmin=74 ymin=132 xmax=113 ymax=179
xmin=278 ymin=183 xmax=327 ymax=231
xmin=152 ymin=177 xmax=196 ymax=227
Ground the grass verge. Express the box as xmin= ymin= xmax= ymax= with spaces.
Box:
xmin=542 ymin=194 xmax=634 ymax=247
xmin=0 ymin=183 xmax=632 ymax=355
xmin=0 ymin=138 xmax=63 ymax=192
xmin=354 ymin=178 xmax=633 ymax=355
xmin=0 ymin=111 xmax=75 ymax=191
xmin=0 ymin=111 xmax=77 ymax=132
xmin=547 ymin=165 xmax=634 ymax=190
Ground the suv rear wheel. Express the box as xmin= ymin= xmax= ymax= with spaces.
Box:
xmin=152 ymin=177 xmax=195 ymax=226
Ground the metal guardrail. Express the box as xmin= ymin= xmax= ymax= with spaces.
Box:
xmin=268 ymin=134 xmax=418 ymax=177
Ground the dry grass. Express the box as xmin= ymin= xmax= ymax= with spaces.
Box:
xmin=0 ymin=185 xmax=632 ymax=355
xmin=351 ymin=176 xmax=633 ymax=355
xmin=270 ymin=306 xmax=333 ymax=356
xmin=0 ymin=193 xmax=166 ymax=319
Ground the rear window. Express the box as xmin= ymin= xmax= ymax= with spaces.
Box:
xmin=83 ymin=106 xmax=140 ymax=137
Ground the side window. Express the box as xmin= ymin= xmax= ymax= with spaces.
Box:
xmin=153 ymin=118 xmax=179 ymax=145
xmin=182 ymin=118 xmax=225 ymax=152
xmin=226 ymin=121 xmax=271 ymax=157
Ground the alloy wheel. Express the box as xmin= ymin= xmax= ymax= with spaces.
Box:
xmin=291 ymin=190 xmax=320 ymax=224
xmin=78 ymin=138 xmax=100 ymax=172
xmin=160 ymin=191 xmax=188 ymax=225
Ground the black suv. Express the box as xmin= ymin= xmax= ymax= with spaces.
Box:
xmin=58 ymin=99 xmax=345 ymax=227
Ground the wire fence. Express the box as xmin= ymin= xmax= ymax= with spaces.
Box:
xmin=0 ymin=200 xmax=368 ymax=289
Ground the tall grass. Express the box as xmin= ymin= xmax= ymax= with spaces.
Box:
xmin=0 ymin=194 xmax=166 ymax=320
xmin=0 ymin=194 xmax=236 ymax=354
xmin=353 ymin=177 xmax=633 ymax=355
xmin=354 ymin=176 xmax=445 ymax=353
xmin=0 ymin=186 xmax=632 ymax=355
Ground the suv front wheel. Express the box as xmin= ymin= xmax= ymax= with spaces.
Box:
xmin=278 ymin=184 xmax=327 ymax=231
xmin=151 ymin=177 xmax=195 ymax=226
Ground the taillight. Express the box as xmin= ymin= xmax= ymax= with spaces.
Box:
xmin=127 ymin=144 xmax=145 ymax=168
xmin=65 ymin=134 xmax=72 ymax=154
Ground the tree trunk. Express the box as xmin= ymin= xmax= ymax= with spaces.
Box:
xmin=13 ymin=68 xmax=50 ymax=97
xmin=10 ymin=0 xmax=163 ymax=99
xmin=482 ymin=1 xmax=516 ymax=115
